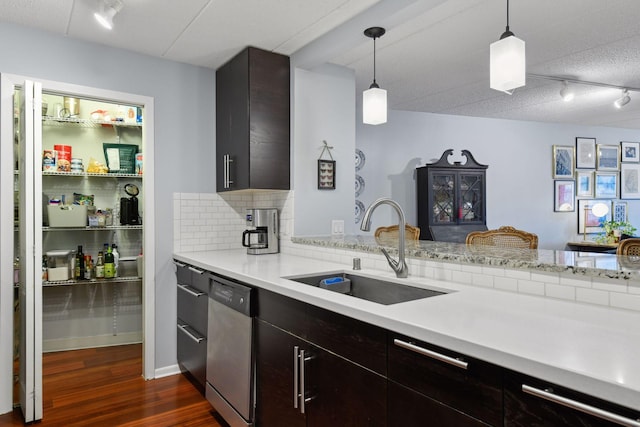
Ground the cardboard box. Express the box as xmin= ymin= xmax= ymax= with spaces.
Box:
xmin=47 ymin=205 xmax=87 ymax=227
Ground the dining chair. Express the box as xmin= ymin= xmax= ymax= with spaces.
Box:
xmin=465 ymin=226 xmax=538 ymax=249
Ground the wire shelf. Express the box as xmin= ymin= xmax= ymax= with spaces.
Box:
xmin=42 ymin=116 xmax=142 ymax=129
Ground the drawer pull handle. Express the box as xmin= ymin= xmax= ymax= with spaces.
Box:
xmin=522 ymin=384 xmax=640 ymax=427
xmin=394 ymin=338 xmax=468 ymax=370
xmin=188 ymin=266 xmax=204 ymax=275
xmin=177 ymin=324 xmax=204 ymax=343
xmin=177 ymin=284 xmax=205 ymax=297
xmin=173 ymin=260 xmax=186 ymax=268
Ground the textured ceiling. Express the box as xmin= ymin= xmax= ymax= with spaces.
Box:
xmin=1 ymin=0 xmax=639 ymax=128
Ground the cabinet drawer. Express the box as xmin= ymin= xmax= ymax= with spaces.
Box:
xmin=306 ymin=304 xmax=386 ymax=375
xmin=177 ymin=284 xmax=208 ymax=335
xmin=177 ymin=323 xmax=207 ymax=388
xmin=174 ymin=260 xmax=191 ymax=285
xmin=504 ymin=370 xmax=640 ymax=427
xmin=190 ymin=267 xmax=210 ymax=293
xmin=388 ymin=381 xmax=489 ymax=427
xmin=257 ymin=289 xmax=386 ymax=375
xmin=388 ymin=334 xmax=503 ymax=426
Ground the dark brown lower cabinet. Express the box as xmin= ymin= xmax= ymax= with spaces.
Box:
xmin=388 ymin=381 xmax=490 ymax=427
xmin=388 ymin=334 xmax=503 ymax=426
xmin=256 ymin=319 xmax=386 ymax=427
xmin=504 ymin=370 xmax=640 ymax=427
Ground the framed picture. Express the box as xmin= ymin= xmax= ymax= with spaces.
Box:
xmin=578 ymin=199 xmax=612 ymax=235
xmin=596 ymin=144 xmax=620 ymax=170
xmin=554 ymin=180 xmax=575 ymax=212
xmin=575 ymin=170 xmax=594 ymax=197
xmin=621 ymin=141 xmax=640 ymax=163
xmin=576 ymin=137 xmax=596 ymax=169
xmin=594 ymin=172 xmax=618 ymax=198
xmin=612 ymin=201 xmax=628 ymax=223
xmin=317 ymin=159 xmax=336 ymax=190
xmin=621 ymin=163 xmax=640 ymax=199
xmin=552 ymin=145 xmax=575 ymax=178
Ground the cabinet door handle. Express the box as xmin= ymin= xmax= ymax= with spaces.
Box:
xmin=177 ymin=324 xmax=204 ymax=343
xmin=394 ymin=338 xmax=468 ymax=370
xmin=177 ymin=283 xmax=205 ymax=298
xmin=188 ymin=266 xmax=204 ymax=275
xmin=223 ymin=154 xmax=234 ymax=188
xmin=300 ymin=349 xmax=310 ymax=414
xmin=293 ymin=346 xmax=299 ymax=409
xmin=522 ymin=384 xmax=640 ymax=427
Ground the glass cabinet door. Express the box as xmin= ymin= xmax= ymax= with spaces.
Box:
xmin=459 ymin=173 xmax=484 ymax=223
xmin=431 ymin=172 xmax=455 ymax=224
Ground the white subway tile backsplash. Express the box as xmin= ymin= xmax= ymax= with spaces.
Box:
xmin=576 ymin=288 xmax=609 ymax=306
xmin=173 ymin=191 xmax=640 ymax=313
xmin=610 ymin=292 xmax=640 ymax=311
xmin=518 ymin=280 xmax=544 ymax=296
xmin=545 ymin=284 xmax=576 ymax=301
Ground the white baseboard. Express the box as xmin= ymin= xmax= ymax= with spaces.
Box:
xmin=43 ymin=332 xmax=143 ymax=353
xmin=154 ymin=364 xmax=181 ymax=379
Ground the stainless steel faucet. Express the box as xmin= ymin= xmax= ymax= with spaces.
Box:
xmin=360 ymin=198 xmax=409 ymax=278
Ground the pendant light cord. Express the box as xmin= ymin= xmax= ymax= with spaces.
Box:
xmin=505 ymin=0 xmax=510 ymax=32
xmin=373 ymin=36 xmax=377 ymax=85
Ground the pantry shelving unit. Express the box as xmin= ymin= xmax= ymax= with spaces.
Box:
xmin=2 ymin=74 xmax=155 ymax=423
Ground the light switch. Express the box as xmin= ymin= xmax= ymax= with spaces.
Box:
xmin=331 ymin=220 xmax=345 ymax=236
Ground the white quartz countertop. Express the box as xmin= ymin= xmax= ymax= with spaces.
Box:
xmin=174 ymin=249 xmax=640 ymax=411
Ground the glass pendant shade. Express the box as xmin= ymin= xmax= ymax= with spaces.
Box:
xmin=490 ymin=35 xmax=526 ymax=93
xmin=363 ymin=85 xmax=387 ymax=125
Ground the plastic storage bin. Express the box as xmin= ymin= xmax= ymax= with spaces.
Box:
xmin=46 ymin=250 xmax=73 ymax=281
xmin=47 ymin=204 xmax=87 ymax=227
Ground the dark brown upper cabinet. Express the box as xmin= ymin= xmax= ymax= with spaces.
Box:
xmin=216 ymin=47 xmax=290 ymax=192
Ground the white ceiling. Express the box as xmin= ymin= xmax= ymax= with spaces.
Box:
xmin=2 ymin=0 xmax=640 ymax=129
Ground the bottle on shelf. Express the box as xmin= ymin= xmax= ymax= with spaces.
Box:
xmin=112 ymin=244 xmax=120 ymax=277
xmin=104 ymin=247 xmax=115 ymax=279
xmin=95 ymin=251 xmax=105 ymax=279
xmin=42 ymin=255 xmax=48 ymax=281
xmin=84 ymin=255 xmax=92 ymax=280
xmin=75 ymin=245 xmax=85 ymax=280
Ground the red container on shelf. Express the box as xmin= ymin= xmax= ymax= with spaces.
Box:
xmin=54 ymin=144 xmax=72 ymax=172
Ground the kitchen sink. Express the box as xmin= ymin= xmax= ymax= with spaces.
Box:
xmin=285 ymin=272 xmax=447 ymax=305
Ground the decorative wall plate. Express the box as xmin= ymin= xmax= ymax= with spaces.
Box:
xmin=355 ymin=149 xmax=366 ymax=171
xmin=355 ymin=174 xmax=365 ymax=197
xmin=355 ymin=200 xmax=365 ymax=223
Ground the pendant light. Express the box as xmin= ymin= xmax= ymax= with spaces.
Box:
xmin=94 ymin=0 xmax=123 ymax=30
xmin=363 ymin=27 xmax=387 ymax=125
xmin=490 ymin=0 xmax=525 ymax=94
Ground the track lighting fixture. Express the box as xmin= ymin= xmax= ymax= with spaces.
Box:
xmin=614 ymin=89 xmax=631 ymax=109
xmin=490 ymin=0 xmax=526 ymax=94
xmin=529 ymin=74 xmax=638 ymax=110
xmin=559 ymin=81 xmax=574 ymax=102
xmin=363 ymin=27 xmax=387 ymax=125
xmin=94 ymin=0 xmax=123 ymax=30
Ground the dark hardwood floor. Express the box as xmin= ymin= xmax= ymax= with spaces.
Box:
xmin=1 ymin=344 xmax=223 ymax=426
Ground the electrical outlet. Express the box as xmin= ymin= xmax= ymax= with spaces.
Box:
xmin=331 ymin=220 xmax=345 ymax=236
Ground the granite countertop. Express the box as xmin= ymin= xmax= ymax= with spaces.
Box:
xmin=292 ymin=235 xmax=640 ymax=281
xmin=174 ymin=249 xmax=640 ymax=411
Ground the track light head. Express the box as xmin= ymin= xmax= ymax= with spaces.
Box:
xmin=560 ymin=81 xmax=574 ymax=102
xmin=94 ymin=0 xmax=123 ymax=30
xmin=614 ymin=89 xmax=631 ymax=109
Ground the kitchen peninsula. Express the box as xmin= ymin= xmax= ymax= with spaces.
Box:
xmin=175 ymin=240 xmax=640 ymax=425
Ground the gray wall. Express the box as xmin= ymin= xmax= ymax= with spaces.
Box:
xmin=293 ymin=64 xmax=356 ymax=236
xmin=357 ymin=109 xmax=640 ymax=249
xmin=0 ymin=22 xmax=215 ymax=370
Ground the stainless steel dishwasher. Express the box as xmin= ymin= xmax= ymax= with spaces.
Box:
xmin=206 ymin=275 xmax=254 ymax=427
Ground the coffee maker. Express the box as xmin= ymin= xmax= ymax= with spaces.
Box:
xmin=242 ymin=208 xmax=279 ymax=255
